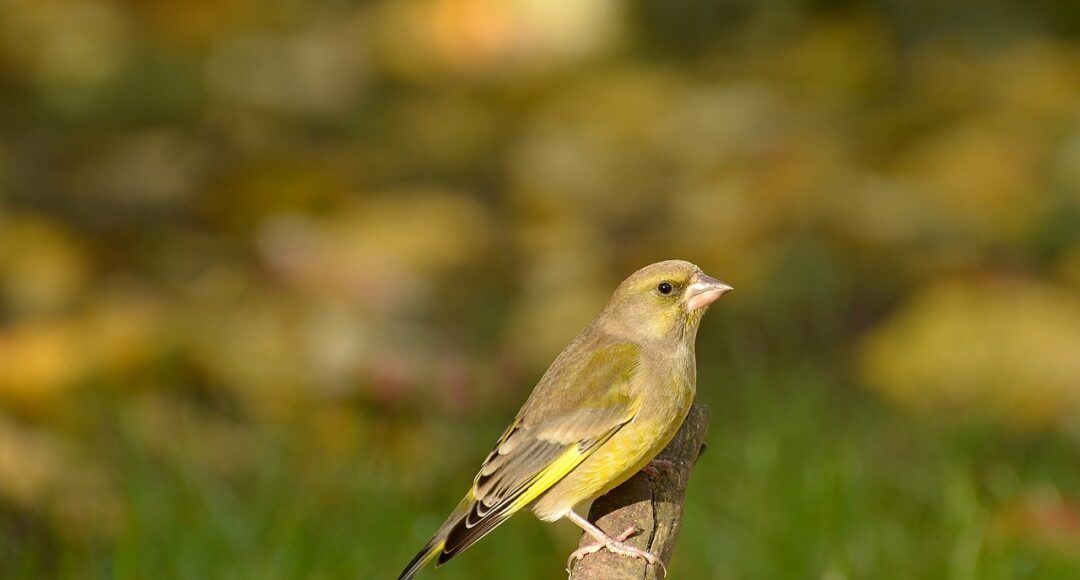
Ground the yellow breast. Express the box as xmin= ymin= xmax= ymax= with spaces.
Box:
xmin=530 ymin=375 xmax=694 ymax=521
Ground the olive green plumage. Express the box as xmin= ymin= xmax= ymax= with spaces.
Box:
xmin=399 ymin=260 xmax=731 ymax=579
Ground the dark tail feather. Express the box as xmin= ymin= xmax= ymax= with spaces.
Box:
xmin=400 ymin=496 xmax=475 ymax=579
xmin=398 ymin=537 xmax=445 ymax=580
xmin=402 ymin=492 xmax=520 ymax=576
xmin=436 ymin=502 xmax=515 ymax=566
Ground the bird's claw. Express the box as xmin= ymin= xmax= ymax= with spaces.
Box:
xmin=567 ymin=526 xmax=638 ymax=571
xmin=565 ymin=526 xmax=667 ymax=577
xmin=566 ymin=543 xmax=602 ymax=573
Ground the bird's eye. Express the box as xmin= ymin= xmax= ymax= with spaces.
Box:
xmin=657 ymin=281 xmax=673 ymax=295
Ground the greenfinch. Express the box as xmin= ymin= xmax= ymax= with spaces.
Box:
xmin=400 ymin=260 xmax=731 ymax=579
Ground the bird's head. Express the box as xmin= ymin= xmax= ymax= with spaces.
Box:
xmin=597 ymin=259 xmax=732 ymax=347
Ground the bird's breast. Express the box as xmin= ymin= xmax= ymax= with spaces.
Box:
xmin=530 ymin=371 xmax=696 ymax=521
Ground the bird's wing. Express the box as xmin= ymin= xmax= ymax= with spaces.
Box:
xmin=436 ymin=341 xmax=642 ymax=564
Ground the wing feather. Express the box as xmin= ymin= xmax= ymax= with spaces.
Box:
xmin=426 ymin=340 xmax=643 ymax=566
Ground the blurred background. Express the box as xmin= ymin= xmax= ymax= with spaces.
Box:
xmin=1 ymin=0 xmax=1079 ymax=577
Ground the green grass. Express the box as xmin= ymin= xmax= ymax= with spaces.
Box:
xmin=6 ymin=359 xmax=1080 ymax=579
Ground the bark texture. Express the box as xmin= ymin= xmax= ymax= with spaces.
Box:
xmin=568 ymin=404 xmax=710 ymax=580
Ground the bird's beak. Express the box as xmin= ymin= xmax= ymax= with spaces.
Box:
xmin=685 ymin=273 xmax=733 ymax=311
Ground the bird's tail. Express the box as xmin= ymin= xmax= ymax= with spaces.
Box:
xmin=399 ymin=495 xmax=474 ymax=580
xmin=398 ymin=536 xmax=446 ymax=580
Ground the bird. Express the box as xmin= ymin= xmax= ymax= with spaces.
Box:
xmin=399 ymin=260 xmax=732 ymax=579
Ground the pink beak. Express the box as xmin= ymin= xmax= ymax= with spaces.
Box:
xmin=685 ymin=273 xmax=733 ymax=311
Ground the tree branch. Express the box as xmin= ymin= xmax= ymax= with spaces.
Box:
xmin=568 ymin=404 xmax=711 ymax=579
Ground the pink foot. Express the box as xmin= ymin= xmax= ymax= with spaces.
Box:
xmin=566 ymin=526 xmax=666 ymax=577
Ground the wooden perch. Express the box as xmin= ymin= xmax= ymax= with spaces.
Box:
xmin=569 ymin=404 xmax=711 ymax=580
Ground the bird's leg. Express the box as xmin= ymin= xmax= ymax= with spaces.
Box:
xmin=640 ymin=458 xmax=677 ymax=479
xmin=564 ymin=510 xmax=666 ymax=577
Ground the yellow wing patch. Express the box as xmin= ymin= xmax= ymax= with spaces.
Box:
xmin=506 ymin=444 xmax=585 ymax=512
